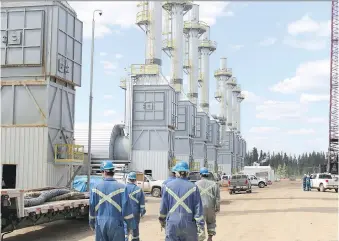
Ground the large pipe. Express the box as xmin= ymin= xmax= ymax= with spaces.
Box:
xmin=232 ymin=85 xmax=241 ymax=131
xmin=226 ymin=77 xmax=236 ymax=129
xmin=163 ymin=2 xmax=192 ymax=94
xmin=145 ymin=1 xmax=162 ymax=66
xmin=199 ymin=26 xmax=216 ymax=113
xmin=185 ymin=4 xmax=200 ymax=105
xmin=236 ymin=93 xmax=245 ymax=134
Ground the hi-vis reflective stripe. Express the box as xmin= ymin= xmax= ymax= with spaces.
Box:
xmin=198 ymin=184 xmax=215 ymax=198
xmin=195 ymin=215 xmax=204 ymax=222
xmin=89 ymin=214 xmax=95 ymax=220
xmin=129 ymin=188 xmax=141 ymax=204
xmin=140 ymin=205 xmax=145 ymax=208
xmin=92 ymin=188 xmax=124 ymax=212
xmin=166 ymin=186 xmax=196 ymax=213
xmin=131 ymin=236 xmax=139 ymax=240
xmin=124 ymin=214 xmax=134 ymax=220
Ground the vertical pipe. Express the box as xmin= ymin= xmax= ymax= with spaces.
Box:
xmin=199 ymin=26 xmax=211 ymax=113
xmin=232 ymin=86 xmax=239 ymax=131
xmin=146 ymin=1 xmax=162 ymax=66
xmin=226 ymin=79 xmax=235 ymax=129
xmin=187 ymin=4 xmax=199 ymax=105
xmin=170 ymin=5 xmax=184 ymax=93
xmin=237 ymin=98 xmax=241 ymax=133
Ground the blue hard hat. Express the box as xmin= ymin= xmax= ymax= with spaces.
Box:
xmin=101 ymin=161 xmax=115 ymax=171
xmin=128 ymin=172 xmax=137 ymax=180
xmin=175 ymin=161 xmax=189 ymax=172
xmin=200 ymin=167 xmax=209 ymax=175
xmin=171 ymin=164 xmax=177 ymax=172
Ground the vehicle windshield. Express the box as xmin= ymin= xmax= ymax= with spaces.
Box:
xmin=145 ymin=175 xmax=156 ymax=181
xmin=322 ymin=174 xmax=332 ymax=179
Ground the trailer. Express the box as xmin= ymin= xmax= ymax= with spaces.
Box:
xmin=1 ymin=189 xmax=89 ymax=239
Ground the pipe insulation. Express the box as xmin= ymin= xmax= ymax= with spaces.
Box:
xmin=226 ymin=77 xmax=236 ymax=129
xmin=145 ymin=1 xmax=162 ymax=66
xmin=186 ymin=4 xmax=200 ymax=105
xmin=199 ymin=26 xmax=213 ymax=113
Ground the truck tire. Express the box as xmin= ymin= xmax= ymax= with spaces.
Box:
xmin=151 ymin=187 xmax=161 ymax=198
xmin=246 ymin=189 xmax=252 ymax=193
xmin=335 ymin=188 xmax=338 ymax=193
xmin=258 ymin=182 xmax=265 ymax=188
xmin=319 ymin=184 xmax=325 ymax=192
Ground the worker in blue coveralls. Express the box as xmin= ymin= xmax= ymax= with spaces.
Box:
xmin=124 ymin=172 xmax=146 ymax=241
xmin=89 ymin=161 xmax=136 ymax=241
xmin=303 ymin=174 xmax=307 ymax=191
xmin=159 ymin=161 xmax=206 ymax=241
xmin=306 ymin=174 xmax=311 ymax=191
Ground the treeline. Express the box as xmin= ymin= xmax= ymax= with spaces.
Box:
xmin=244 ymin=147 xmax=327 ymax=177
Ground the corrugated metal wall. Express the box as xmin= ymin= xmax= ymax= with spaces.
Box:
xmin=1 ymin=127 xmax=48 ymax=189
xmin=131 ymin=151 xmax=169 ymax=180
xmin=74 ymin=123 xmax=114 ymax=158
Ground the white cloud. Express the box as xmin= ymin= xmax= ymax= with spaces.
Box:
xmin=241 ymin=90 xmax=264 ymax=104
xmin=103 ymin=109 xmax=116 ymax=117
xmin=195 ymin=2 xmax=234 ymax=26
xmin=115 ymin=53 xmax=123 ymax=59
xmin=259 ymin=37 xmax=277 ymax=46
xmin=249 ymin=127 xmax=280 ymax=133
xmin=256 ymin=100 xmax=307 ymax=120
xmin=101 ymin=61 xmax=117 ymax=70
xmin=69 ymin=2 xmax=138 ymax=38
xmin=287 ymin=128 xmax=315 ymax=135
xmin=270 ymin=59 xmax=329 ymax=94
xmin=284 ymin=14 xmax=330 ymax=51
xmin=307 ymin=117 xmax=327 ymax=124
xmin=300 ymin=93 xmax=329 ymax=103
xmin=100 ymin=52 xmax=108 ymax=56
xmin=287 ymin=14 xmax=330 ymax=37
xmin=103 ymin=95 xmax=113 ymax=100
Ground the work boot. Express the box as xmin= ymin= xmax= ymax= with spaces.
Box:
xmin=207 ymin=236 xmax=213 ymax=241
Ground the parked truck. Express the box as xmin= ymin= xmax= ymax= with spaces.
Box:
xmin=228 ymin=174 xmax=252 ymax=194
xmin=310 ymin=173 xmax=339 ymax=192
xmin=248 ymin=175 xmax=267 ymax=188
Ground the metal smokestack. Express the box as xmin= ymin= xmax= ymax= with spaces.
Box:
xmin=226 ymin=77 xmax=236 ymax=129
xmin=199 ymin=26 xmax=216 ymax=113
xmin=232 ymin=84 xmax=241 ymax=131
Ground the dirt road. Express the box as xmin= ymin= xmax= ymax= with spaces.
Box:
xmin=4 ymin=180 xmax=338 ymax=241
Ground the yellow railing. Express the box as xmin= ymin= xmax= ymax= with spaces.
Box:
xmin=131 ymin=64 xmax=159 ymax=76
xmin=54 ymin=144 xmax=84 ymax=165
xmin=119 ymin=78 xmax=127 ymax=89
xmin=162 ymin=39 xmax=174 ymax=49
xmin=199 ymin=40 xmax=217 ymax=49
xmin=214 ymin=91 xmax=222 ymax=99
xmin=198 ymin=73 xmax=203 ymax=82
xmin=183 ymin=21 xmax=208 ymax=32
xmin=190 ymin=162 xmax=200 ymax=171
xmin=214 ymin=68 xmax=232 ymax=77
xmin=137 ymin=1 xmax=148 ymax=7
xmin=136 ymin=10 xmax=150 ymax=24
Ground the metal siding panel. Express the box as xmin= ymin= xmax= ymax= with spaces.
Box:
xmin=131 ymin=151 xmax=169 ymax=180
xmin=46 ymin=162 xmax=69 ymax=187
xmin=1 ymin=127 xmax=48 ymax=189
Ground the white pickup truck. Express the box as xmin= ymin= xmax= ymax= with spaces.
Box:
xmin=310 ymin=173 xmax=339 ymax=192
xmin=248 ymin=175 xmax=267 ymax=188
xmin=115 ymin=173 xmax=164 ymax=198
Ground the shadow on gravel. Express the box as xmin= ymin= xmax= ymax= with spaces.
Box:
xmin=220 ymin=200 xmax=232 ymax=205
xmin=217 ymin=207 xmax=338 ymax=216
xmin=4 ymin=219 xmax=91 ymax=241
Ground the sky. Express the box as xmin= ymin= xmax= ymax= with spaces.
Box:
xmin=70 ymin=1 xmax=332 ymax=155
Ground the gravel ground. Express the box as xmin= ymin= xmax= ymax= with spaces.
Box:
xmin=4 ymin=180 xmax=338 ymax=241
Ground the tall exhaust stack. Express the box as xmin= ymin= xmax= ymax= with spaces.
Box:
xmin=183 ymin=4 xmax=206 ymax=105
xmin=232 ymin=84 xmax=241 ymax=132
xmin=214 ymin=58 xmax=232 ymax=142
xmin=236 ymin=93 xmax=245 ymax=134
xmin=163 ymin=2 xmax=192 ymax=96
xmin=198 ymin=26 xmax=216 ymax=113
xmin=226 ymin=77 xmax=236 ymax=130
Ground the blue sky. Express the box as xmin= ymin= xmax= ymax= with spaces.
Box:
xmin=70 ymin=1 xmax=331 ymax=155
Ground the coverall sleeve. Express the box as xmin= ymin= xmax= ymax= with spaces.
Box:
xmin=215 ymin=184 xmax=221 ymax=211
xmin=193 ymin=188 xmax=205 ymax=229
xmin=139 ymin=190 xmax=146 ymax=216
xmin=89 ymin=187 xmax=97 ymax=229
xmin=159 ymin=187 xmax=168 ymax=220
xmin=122 ymin=187 xmax=136 ymax=230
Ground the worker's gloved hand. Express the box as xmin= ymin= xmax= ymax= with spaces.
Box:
xmin=141 ymin=209 xmax=146 ymax=217
xmin=215 ymin=206 xmax=220 ymax=213
xmin=197 ymin=226 xmax=206 ymax=241
xmin=158 ymin=217 xmax=166 ymax=229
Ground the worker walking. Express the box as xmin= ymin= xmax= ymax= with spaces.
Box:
xmin=303 ymin=174 xmax=307 ymax=191
xmin=124 ymin=172 xmax=146 ymax=241
xmin=89 ymin=161 xmax=136 ymax=241
xmin=306 ymin=174 xmax=311 ymax=191
xmin=159 ymin=161 xmax=206 ymax=241
xmin=195 ymin=167 xmax=220 ymax=241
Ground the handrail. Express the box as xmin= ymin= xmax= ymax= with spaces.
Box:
xmin=214 ymin=68 xmax=232 ymax=77
xmin=131 ymin=64 xmax=160 ymax=76
xmin=54 ymin=144 xmax=84 ymax=164
xmin=136 ymin=10 xmax=150 ymax=24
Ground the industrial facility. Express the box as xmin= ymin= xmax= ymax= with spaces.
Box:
xmin=0 ymin=0 xmax=246 ymax=189
xmin=75 ymin=1 xmax=247 ymax=180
